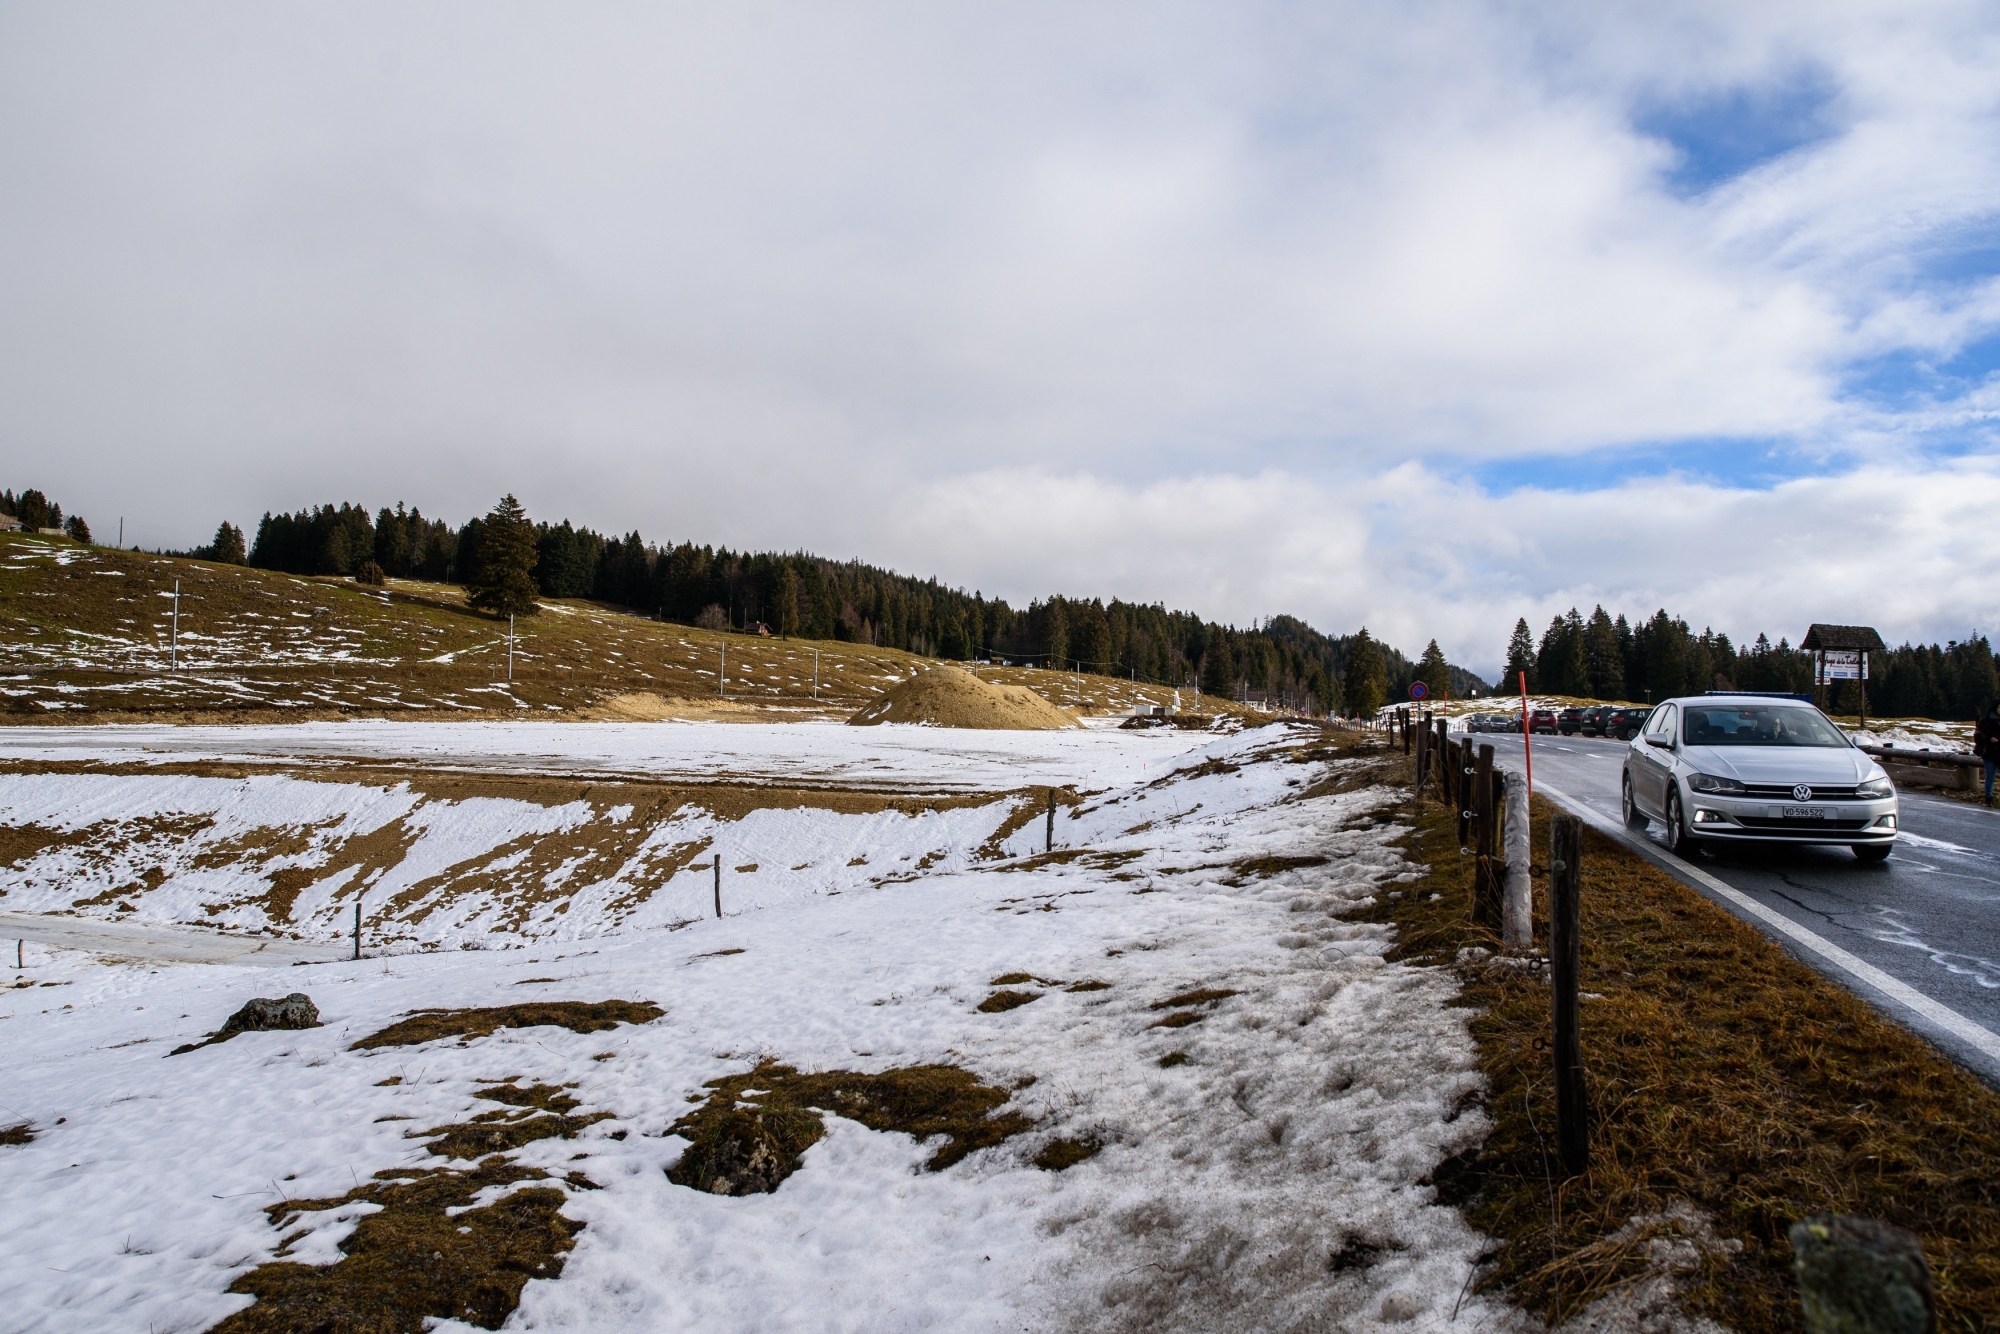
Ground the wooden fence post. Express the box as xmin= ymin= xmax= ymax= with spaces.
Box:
xmin=1550 ymin=813 xmax=1588 ymax=1175
xmin=1415 ymin=716 xmax=1429 ymax=796
xmin=1473 ymin=743 xmax=1498 ymax=928
xmin=1046 ymin=788 xmax=1055 ymax=854
xmin=713 ymin=858 xmax=722 ymax=918
xmin=1456 ymin=737 xmax=1473 ymax=848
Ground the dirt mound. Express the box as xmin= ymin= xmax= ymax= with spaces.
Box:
xmin=846 ymin=665 xmax=1080 ymax=730
xmin=576 ymin=692 xmax=806 ymax=723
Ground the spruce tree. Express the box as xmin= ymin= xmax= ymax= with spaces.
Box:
xmin=210 ymin=521 xmax=246 ymax=565
xmin=1504 ymin=618 xmax=1536 ymax=693
xmin=1343 ymin=629 xmax=1388 ymax=719
xmin=466 ymin=494 xmax=541 ymax=618
xmin=1201 ymin=635 xmax=1237 ymax=699
xmin=63 ymin=514 xmax=92 ymax=544
xmin=1416 ymin=639 xmax=1450 ymax=699
xmin=777 ymin=566 xmax=800 ymax=639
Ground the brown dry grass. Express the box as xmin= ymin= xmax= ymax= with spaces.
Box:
xmin=667 ymin=1060 xmax=1034 ymax=1194
xmin=349 ymin=1000 xmax=663 ymax=1050
xmin=976 ymin=989 xmax=1042 ymax=1013
xmin=213 ymin=1080 xmax=607 ymax=1333
xmin=1358 ymin=766 xmax=2000 ymax=1333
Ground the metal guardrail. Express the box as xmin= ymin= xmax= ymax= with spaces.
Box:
xmin=1856 ymin=743 xmax=1981 ymax=770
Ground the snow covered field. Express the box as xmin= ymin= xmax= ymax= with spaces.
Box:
xmin=0 ymin=717 xmax=1212 ymax=790
xmin=1 ymin=722 xmax=1520 ymax=1333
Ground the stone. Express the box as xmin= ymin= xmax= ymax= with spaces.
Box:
xmin=1791 ymin=1214 xmax=1935 ymax=1334
xmin=219 ymin=993 xmax=322 ymax=1034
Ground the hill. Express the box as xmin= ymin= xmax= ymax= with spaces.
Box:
xmin=0 ymin=532 xmax=1258 ymax=721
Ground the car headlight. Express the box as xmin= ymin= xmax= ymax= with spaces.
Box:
xmin=1856 ymin=776 xmax=1894 ymax=799
xmin=1686 ymin=773 xmax=1748 ymax=795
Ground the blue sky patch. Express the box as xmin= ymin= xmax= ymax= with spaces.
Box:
xmin=1457 ymin=435 xmax=1815 ymax=494
xmin=1635 ymin=69 xmax=1840 ymax=196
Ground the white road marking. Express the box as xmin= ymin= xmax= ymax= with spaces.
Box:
xmin=1537 ymin=780 xmax=2000 ymax=1064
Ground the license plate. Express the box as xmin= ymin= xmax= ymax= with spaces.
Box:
xmin=1781 ymin=806 xmax=1831 ymax=820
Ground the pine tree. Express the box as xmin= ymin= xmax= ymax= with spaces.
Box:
xmin=1584 ymin=606 xmax=1625 ymax=700
xmin=16 ymin=490 xmax=49 ymax=531
xmin=1201 ymin=635 xmax=1237 ymax=699
xmin=1415 ymin=639 xmax=1450 ymax=699
xmin=1504 ymin=618 xmax=1536 ymax=693
xmin=210 ymin=521 xmax=246 ymax=565
xmin=777 ymin=566 xmax=801 ymax=639
xmin=63 ymin=514 xmax=92 ymax=544
xmin=1343 ymin=629 xmax=1388 ymax=719
xmin=466 ymin=495 xmax=541 ymax=618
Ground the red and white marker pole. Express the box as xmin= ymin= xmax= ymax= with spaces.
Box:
xmin=1519 ymin=670 xmax=1533 ymax=799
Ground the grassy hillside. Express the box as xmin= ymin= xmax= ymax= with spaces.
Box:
xmin=0 ymin=533 xmax=1251 ymax=721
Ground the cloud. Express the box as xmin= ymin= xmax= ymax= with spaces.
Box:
xmin=0 ymin=0 xmax=1997 ymax=666
xmin=872 ymin=458 xmax=2000 ymax=679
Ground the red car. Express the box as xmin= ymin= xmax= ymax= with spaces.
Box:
xmin=1528 ymin=708 xmax=1559 ymax=735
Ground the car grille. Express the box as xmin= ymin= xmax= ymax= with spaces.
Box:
xmin=1740 ymin=784 xmax=1871 ymax=802
xmin=1735 ymin=816 xmax=1873 ymax=830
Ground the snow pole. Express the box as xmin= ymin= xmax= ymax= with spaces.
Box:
xmin=1046 ymin=788 xmax=1055 ymax=854
xmin=353 ymin=900 xmax=362 ymax=961
xmin=713 ymin=858 xmax=722 ymax=918
xmin=1519 ymin=670 xmax=1533 ymax=800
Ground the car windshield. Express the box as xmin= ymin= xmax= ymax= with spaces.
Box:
xmin=1680 ymin=705 xmax=1847 ymax=748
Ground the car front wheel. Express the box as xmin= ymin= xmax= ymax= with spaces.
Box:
xmin=1622 ymin=772 xmax=1648 ymax=829
xmin=1664 ymin=788 xmax=1704 ymax=858
xmin=1853 ymin=843 xmax=1891 ymax=863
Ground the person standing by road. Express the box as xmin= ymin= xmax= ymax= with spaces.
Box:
xmin=1976 ymin=699 xmax=2000 ymax=806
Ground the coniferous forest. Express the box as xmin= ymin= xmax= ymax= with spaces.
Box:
xmin=1501 ymin=607 xmax=1999 ymax=721
xmin=20 ymin=486 xmax=1996 ymax=719
xmin=215 ymin=496 xmax=1504 ymax=716
xmin=226 ymin=496 xmax=1496 ymax=715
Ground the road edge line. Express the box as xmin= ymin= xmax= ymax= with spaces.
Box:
xmin=1534 ymin=779 xmax=2000 ymax=1064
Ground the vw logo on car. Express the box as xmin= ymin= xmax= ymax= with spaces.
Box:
xmin=1619 ymin=693 xmax=1897 ymax=862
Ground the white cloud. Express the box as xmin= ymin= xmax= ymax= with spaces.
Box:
xmin=1 ymin=1 xmax=1997 ymax=664
xmin=871 ymin=459 xmax=2000 ymax=679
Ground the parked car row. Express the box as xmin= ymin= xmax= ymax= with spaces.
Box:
xmin=1460 ymin=705 xmax=1652 ymax=739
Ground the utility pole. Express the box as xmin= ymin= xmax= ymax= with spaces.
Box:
xmin=170 ymin=579 xmax=180 ymax=671
xmin=813 ymin=648 xmax=819 ymax=700
xmin=118 ymin=517 xmax=123 ymax=549
xmin=507 ymin=614 xmax=515 ymax=682
xmin=719 ymin=642 xmax=726 ymax=696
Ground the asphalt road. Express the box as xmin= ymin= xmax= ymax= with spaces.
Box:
xmin=1473 ymin=732 xmax=2000 ymax=1086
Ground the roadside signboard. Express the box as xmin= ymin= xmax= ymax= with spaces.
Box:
xmin=1410 ymin=681 xmax=1429 ymax=700
xmin=1817 ymin=650 xmax=1867 ymax=682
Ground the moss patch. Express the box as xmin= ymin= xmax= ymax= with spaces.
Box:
xmin=1361 ymin=767 xmax=2000 ymax=1333
xmin=212 ymin=1160 xmax=582 ymax=1333
xmin=666 ymin=1061 xmax=1033 ymax=1195
xmin=417 ymin=1082 xmax=611 ymax=1162
xmin=1034 ymin=1135 xmax=1104 ymax=1171
xmin=350 ymin=999 xmax=663 ymax=1050
xmin=212 ymin=1080 xmax=607 ymax=1333
xmin=976 ymin=989 xmax=1042 ymax=1013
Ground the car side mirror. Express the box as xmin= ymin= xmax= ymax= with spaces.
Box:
xmin=1645 ymin=734 xmax=1672 ymax=748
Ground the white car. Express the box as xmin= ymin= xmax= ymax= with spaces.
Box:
xmin=1620 ymin=695 xmax=1898 ymax=861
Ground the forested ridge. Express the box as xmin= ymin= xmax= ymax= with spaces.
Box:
xmin=228 ymin=497 xmax=1488 ymax=715
xmin=1503 ymin=607 xmax=2000 ymax=721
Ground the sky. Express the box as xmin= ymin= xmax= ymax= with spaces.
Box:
xmin=3 ymin=0 xmax=1999 ymax=680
